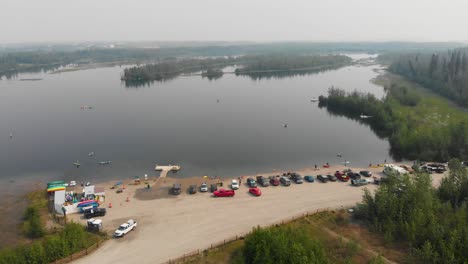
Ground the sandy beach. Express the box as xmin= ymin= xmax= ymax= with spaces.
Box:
xmin=71 ymin=164 xmax=444 ymax=264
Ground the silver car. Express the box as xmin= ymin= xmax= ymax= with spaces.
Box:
xmin=200 ymin=182 xmax=208 ymax=192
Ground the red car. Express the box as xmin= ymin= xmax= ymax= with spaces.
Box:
xmin=335 ymin=171 xmax=350 ymax=182
xmin=249 ymin=187 xmax=262 ymax=196
xmin=269 ymin=176 xmax=280 ymax=186
xmin=213 ymin=189 xmax=235 ymax=197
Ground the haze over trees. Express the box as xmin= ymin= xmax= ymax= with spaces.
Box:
xmin=385 ymin=48 xmax=468 ymax=106
xmin=1 ymin=42 xmax=462 ymax=79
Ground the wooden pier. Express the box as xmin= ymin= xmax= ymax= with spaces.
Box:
xmin=154 ymin=165 xmax=181 ymax=178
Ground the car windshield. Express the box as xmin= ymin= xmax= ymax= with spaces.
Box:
xmin=118 ymin=225 xmax=127 ymax=231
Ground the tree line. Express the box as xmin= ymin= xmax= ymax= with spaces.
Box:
xmin=319 ymin=86 xmax=468 ymax=161
xmin=122 ymin=54 xmax=352 ymax=85
xmin=385 ymin=48 xmax=468 ymax=107
xmin=355 ymin=160 xmax=468 ymax=263
xmin=234 ymin=54 xmax=351 ymax=80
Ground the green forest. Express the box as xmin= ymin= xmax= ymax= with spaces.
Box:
xmin=318 ymin=80 xmax=468 ymax=161
xmin=384 ymin=48 xmax=468 ymax=107
xmin=355 ymin=161 xmax=468 ymax=263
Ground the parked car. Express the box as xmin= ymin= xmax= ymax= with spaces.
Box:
xmin=351 ymin=179 xmax=369 ymax=186
xmin=213 ymin=189 xmax=235 ymax=197
xmin=373 ymin=177 xmax=381 ymax=185
xmin=347 ymin=172 xmax=361 ymax=180
xmin=210 ymin=184 xmax=218 ymax=192
xmin=256 ymin=176 xmax=270 ymax=187
xmin=247 ymin=178 xmax=258 ymax=188
xmin=188 ymin=185 xmax=197 ymax=194
xmin=327 ymin=174 xmax=337 ymax=182
xmin=280 ymin=176 xmax=291 ymax=186
xmin=249 ymin=187 xmax=262 ymax=196
xmin=114 ymin=219 xmax=137 ymax=237
xmin=172 ymin=183 xmax=182 ymax=195
xmin=200 ymin=182 xmax=208 ymax=192
xmin=290 ymin=173 xmax=304 ymax=184
xmin=335 ymin=171 xmax=350 ymax=182
xmin=84 ymin=208 xmax=107 ymax=219
xmin=231 ymin=179 xmax=240 ymax=190
xmin=304 ymin=175 xmax=315 ymax=182
xmin=359 ymin=171 xmax=372 ymax=177
xmin=69 ymin=181 xmax=77 ymax=187
xmin=317 ymin=175 xmax=329 ymax=183
xmin=269 ymin=176 xmax=280 ymax=186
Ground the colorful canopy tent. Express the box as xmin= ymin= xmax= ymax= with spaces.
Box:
xmin=47 ymin=181 xmax=66 ymax=187
xmin=47 ymin=185 xmax=66 ymax=193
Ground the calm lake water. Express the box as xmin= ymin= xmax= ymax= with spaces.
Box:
xmin=0 ymin=55 xmax=390 ymax=188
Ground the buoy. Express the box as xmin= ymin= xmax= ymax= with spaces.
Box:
xmin=126 ymin=196 xmax=130 ymax=202
xmin=109 ymin=203 xmax=112 ymax=208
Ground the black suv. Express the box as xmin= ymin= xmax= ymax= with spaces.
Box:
xmin=210 ymin=184 xmax=218 ymax=192
xmin=317 ymin=175 xmax=329 ymax=183
xmin=188 ymin=185 xmax=197 ymax=194
xmin=247 ymin=178 xmax=258 ymax=188
xmin=84 ymin=208 xmax=107 ymax=219
xmin=256 ymin=176 xmax=270 ymax=187
xmin=172 ymin=183 xmax=182 ymax=195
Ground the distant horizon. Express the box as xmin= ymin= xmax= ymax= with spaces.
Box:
xmin=1 ymin=39 xmax=467 ymax=46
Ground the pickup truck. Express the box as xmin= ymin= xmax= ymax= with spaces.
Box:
xmin=213 ymin=189 xmax=235 ymax=197
xmin=84 ymin=208 xmax=107 ymax=219
xmin=114 ymin=219 xmax=137 ymax=237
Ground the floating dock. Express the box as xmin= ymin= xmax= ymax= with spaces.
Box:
xmin=154 ymin=165 xmax=181 ymax=178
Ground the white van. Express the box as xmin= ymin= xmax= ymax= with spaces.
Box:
xmin=383 ymin=164 xmax=408 ymax=176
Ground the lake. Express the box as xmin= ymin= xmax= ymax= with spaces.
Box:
xmin=0 ymin=55 xmax=390 ymax=189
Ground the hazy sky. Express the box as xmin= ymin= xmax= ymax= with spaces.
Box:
xmin=2 ymin=0 xmax=467 ymax=43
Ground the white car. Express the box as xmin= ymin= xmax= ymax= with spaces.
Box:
xmin=114 ymin=219 xmax=137 ymax=237
xmin=69 ymin=181 xmax=77 ymax=187
xmin=231 ymin=179 xmax=239 ymax=190
xmin=200 ymin=182 xmax=208 ymax=192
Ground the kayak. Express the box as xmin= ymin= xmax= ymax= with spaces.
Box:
xmin=77 ymin=200 xmax=98 ymax=207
